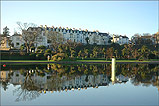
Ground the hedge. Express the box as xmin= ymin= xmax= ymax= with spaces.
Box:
xmin=1 ymin=52 xmax=46 ymax=60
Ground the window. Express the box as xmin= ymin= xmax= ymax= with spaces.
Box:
xmin=47 ymin=40 xmax=51 ymax=43
xmin=16 ymin=42 xmax=20 ymax=46
xmin=70 ymin=34 xmax=73 ymax=38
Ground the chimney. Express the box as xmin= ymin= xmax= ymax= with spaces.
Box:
xmin=40 ymin=25 xmax=43 ymax=28
xmin=45 ymin=25 xmax=47 ymax=28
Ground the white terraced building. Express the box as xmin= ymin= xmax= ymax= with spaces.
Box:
xmin=25 ymin=25 xmax=111 ymax=48
xmin=9 ymin=25 xmax=112 ymax=49
xmin=111 ymin=35 xmax=129 ymax=45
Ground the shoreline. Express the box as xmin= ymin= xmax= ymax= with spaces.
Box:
xmin=1 ymin=60 xmax=159 ymax=64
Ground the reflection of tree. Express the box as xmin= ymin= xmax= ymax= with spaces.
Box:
xmin=1 ymin=81 xmax=9 ymax=91
xmin=0 ymin=73 xmax=11 ymax=91
xmin=130 ymin=64 xmax=159 ymax=87
xmin=47 ymin=74 xmax=66 ymax=91
xmin=13 ymin=70 xmax=40 ymax=102
xmin=2 ymin=63 xmax=159 ymax=102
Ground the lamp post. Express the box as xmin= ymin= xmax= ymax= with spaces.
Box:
xmin=47 ymin=55 xmax=50 ymax=61
xmin=111 ymin=56 xmax=116 ymax=84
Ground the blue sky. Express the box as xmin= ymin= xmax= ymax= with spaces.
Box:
xmin=1 ymin=1 xmax=158 ymax=38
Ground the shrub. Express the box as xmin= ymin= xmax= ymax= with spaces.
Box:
xmin=148 ymin=53 xmax=156 ymax=59
xmin=57 ymin=57 xmax=62 ymax=61
xmin=20 ymin=51 xmax=26 ymax=55
xmin=45 ymin=49 xmax=52 ymax=54
xmin=35 ymin=49 xmax=41 ymax=53
xmin=40 ymin=49 xmax=44 ymax=53
xmin=37 ymin=45 xmax=46 ymax=50
xmin=44 ymin=53 xmax=50 ymax=57
xmin=52 ymin=55 xmax=57 ymax=61
xmin=1 ymin=52 xmax=29 ymax=60
xmin=29 ymin=53 xmax=36 ymax=60
xmin=51 ymin=53 xmax=67 ymax=61
xmin=36 ymin=53 xmax=45 ymax=60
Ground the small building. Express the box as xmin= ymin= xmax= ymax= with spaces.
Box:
xmin=10 ymin=33 xmax=23 ymax=49
xmin=112 ymin=35 xmax=129 ymax=45
xmin=116 ymin=74 xmax=129 ymax=83
xmin=131 ymin=33 xmax=157 ymax=45
xmin=0 ymin=35 xmax=10 ymax=50
xmin=153 ymin=32 xmax=159 ymax=44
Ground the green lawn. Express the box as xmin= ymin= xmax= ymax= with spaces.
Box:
xmin=76 ymin=59 xmax=150 ymax=62
xmin=0 ymin=60 xmax=54 ymax=62
xmin=76 ymin=60 xmax=111 ymax=62
xmin=1 ymin=59 xmax=159 ymax=63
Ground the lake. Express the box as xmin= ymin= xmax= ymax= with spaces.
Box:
xmin=0 ymin=63 xmax=159 ymax=106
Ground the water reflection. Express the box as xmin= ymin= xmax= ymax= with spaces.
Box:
xmin=0 ymin=63 xmax=159 ymax=102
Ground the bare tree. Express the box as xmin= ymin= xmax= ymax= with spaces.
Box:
xmin=16 ymin=22 xmax=41 ymax=53
xmin=16 ymin=22 xmax=37 ymax=33
xmin=47 ymin=31 xmax=64 ymax=51
xmin=13 ymin=70 xmax=40 ymax=102
xmin=22 ymin=29 xmax=41 ymax=53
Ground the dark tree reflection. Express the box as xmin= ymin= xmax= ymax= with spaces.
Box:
xmin=1 ymin=63 xmax=159 ymax=102
xmin=13 ymin=70 xmax=41 ymax=102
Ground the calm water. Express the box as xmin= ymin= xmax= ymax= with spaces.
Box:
xmin=0 ymin=63 xmax=159 ymax=106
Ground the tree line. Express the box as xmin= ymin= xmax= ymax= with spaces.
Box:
xmin=1 ymin=22 xmax=159 ymax=61
xmin=30 ymin=42 xmax=158 ymax=61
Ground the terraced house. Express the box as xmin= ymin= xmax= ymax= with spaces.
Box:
xmin=38 ymin=25 xmax=112 ymax=46
xmin=3 ymin=25 xmax=131 ymax=50
xmin=111 ymin=35 xmax=129 ymax=45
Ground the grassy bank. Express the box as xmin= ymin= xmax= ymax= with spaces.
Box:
xmin=1 ymin=59 xmax=159 ymax=63
xmin=0 ymin=60 xmax=52 ymax=62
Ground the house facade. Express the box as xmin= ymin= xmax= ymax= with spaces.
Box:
xmin=10 ymin=33 xmax=23 ymax=49
xmin=9 ymin=25 xmax=112 ymax=49
xmin=0 ymin=35 xmax=10 ymax=50
xmin=112 ymin=35 xmax=129 ymax=45
xmin=6 ymin=25 xmax=133 ymax=50
xmin=153 ymin=32 xmax=159 ymax=44
xmin=131 ymin=33 xmax=158 ymax=45
xmin=39 ymin=25 xmax=111 ymax=46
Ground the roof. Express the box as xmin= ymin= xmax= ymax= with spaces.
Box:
xmin=122 ymin=36 xmax=128 ymax=38
xmin=12 ymin=33 xmax=22 ymax=36
xmin=0 ymin=34 xmax=10 ymax=37
xmin=155 ymin=32 xmax=159 ymax=35
xmin=140 ymin=36 xmax=152 ymax=39
xmin=27 ymin=26 xmax=111 ymax=37
xmin=27 ymin=27 xmax=43 ymax=31
xmin=114 ymin=35 xmax=128 ymax=39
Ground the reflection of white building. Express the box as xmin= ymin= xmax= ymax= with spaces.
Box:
xmin=62 ymin=74 xmax=109 ymax=89
xmin=9 ymin=70 xmax=49 ymax=87
xmin=0 ymin=71 xmax=10 ymax=81
xmin=116 ymin=74 xmax=129 ymax=83
xmin=7 ymin=70 xmax=110 ymax=92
